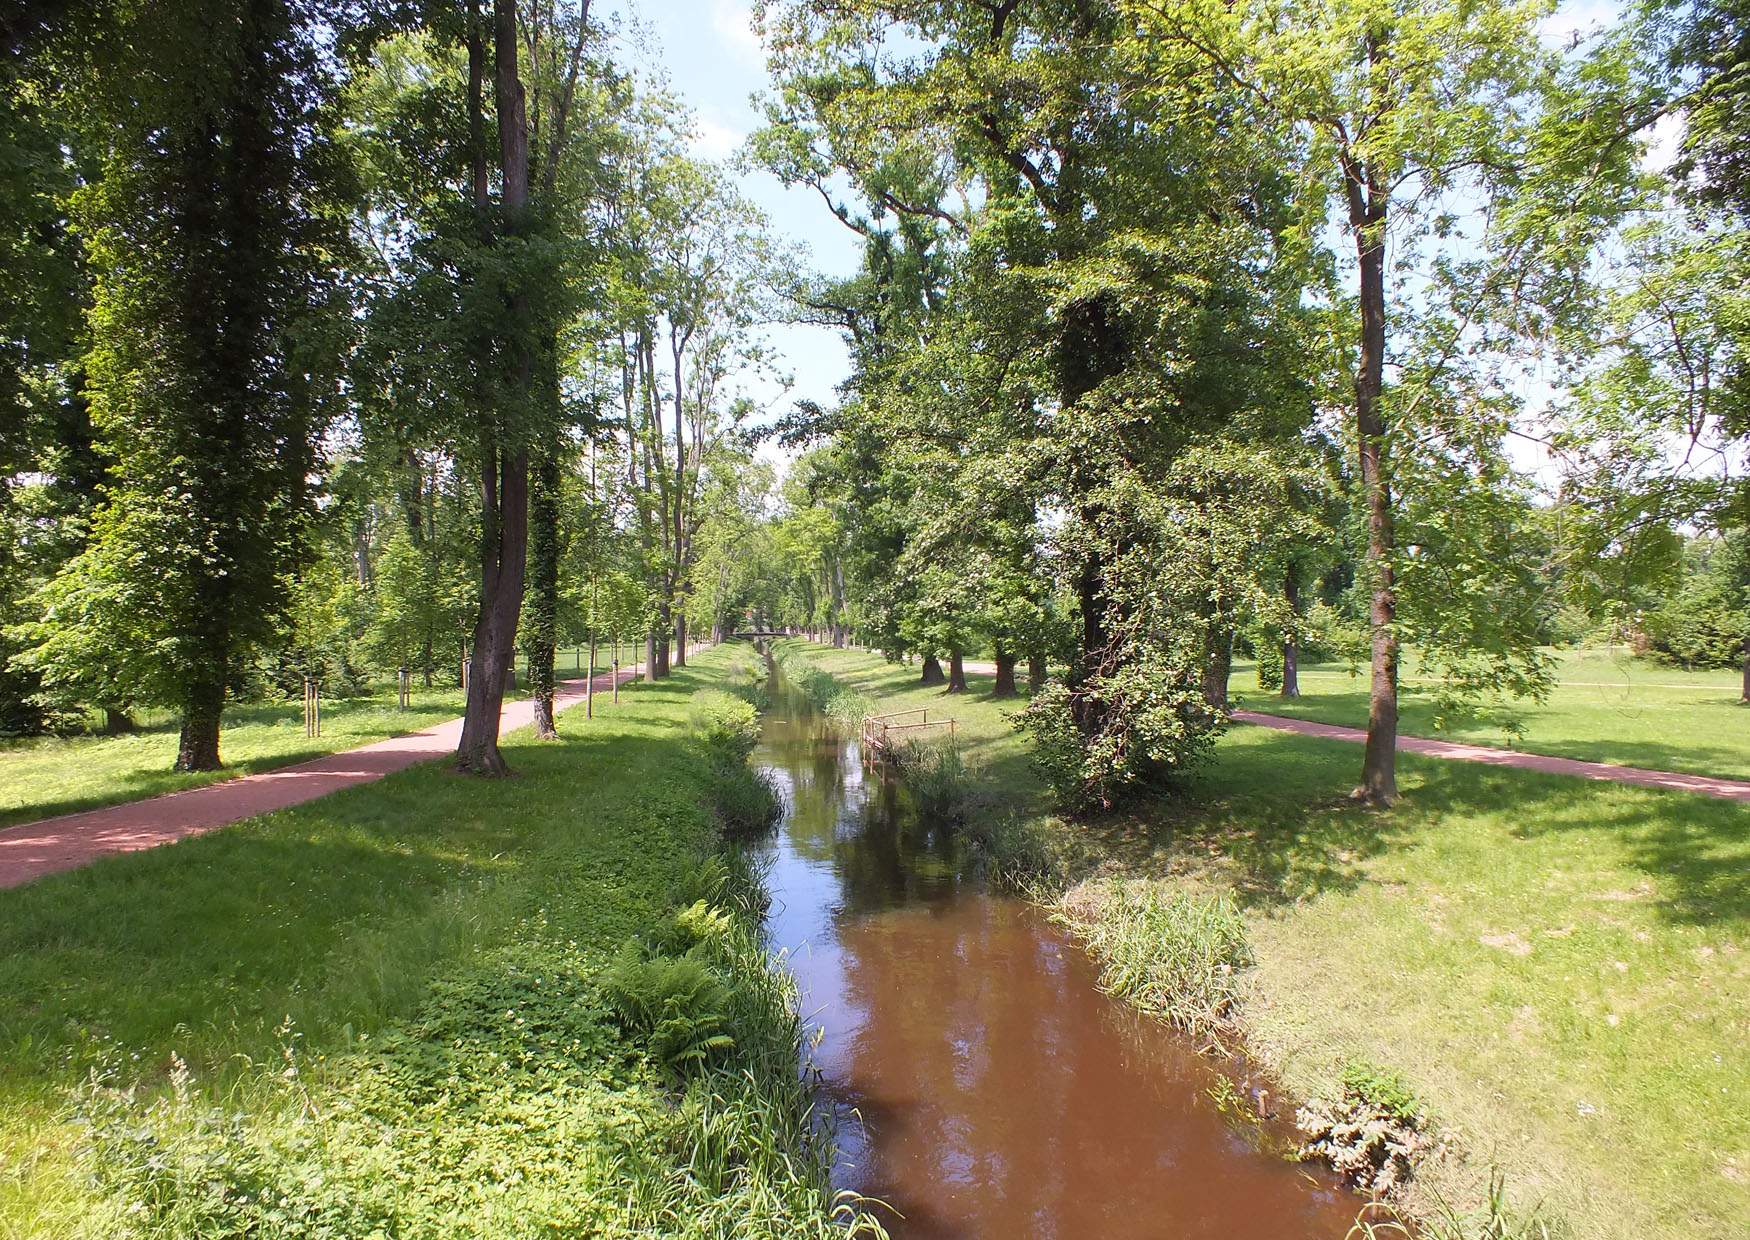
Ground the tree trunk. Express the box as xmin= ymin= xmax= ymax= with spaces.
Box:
xmin=947 ymin=650 xmax=967 ymax=693
xmin=920 ymin=653 xmax=946 ymax=686
xmin=102 ymin=707 xmax=137 ymax=735
xmin=1201 ymin=628 xmax=1232 ymax=711
xmin=1741 ymin=641 xmax=1749 ymax=704
xmin=654 ymin=635 xmax=670 ymax=679
xmin=175 ymin=676 xmax=225 ymax=772
xmin=526 ymin=437 xmax=560 ymax=740
xmin=457 ymin=449 xmax=530 ymax=775
xmin=1282 ymin=567 xmax=1301 ymax=699
xmin=993 ymin=649 xmax=1018 ymax=698
xmin=456 ymin=0 xmax=533 ymax=776
xmin=1028 ymin=650 xmax=1047 ymax=692
xmin=1347 ymin=144 xmax=1398 ymax=805
xmin=674 ymin=611 xmax=687 ymax=668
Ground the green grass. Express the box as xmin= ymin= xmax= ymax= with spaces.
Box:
xmin=0 ymin=645 xmax=874 ymax=1238
xmin=781 ymin=640 xmax=1750 ymax=1240
xmin=0 ymin=685 xmax=469 ymax=829
xmin=1233 ymin=646 xmax=1750 ymax=780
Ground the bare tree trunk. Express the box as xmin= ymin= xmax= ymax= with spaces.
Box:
xmin=1346 ymin=138 xmax=1398 ymax=805
xmin=1741 ymin=641 xmax=1749 ymax=704
xmin=456 ymin=0 xmax=533 ymax=776
xmin=920 ymin=653 xmax=946 ymax=686
xmin=1282 ymin=567 xmax=1301 ymax=699
xmin=947 ymin=650 xmax=967 ymax=693
xmin=675 ymin=610 xmax=687 ymax=668
xmin=102 ymin=707 xmax=137 ymax=735
xmin=526 ymin=433 xmax=560 ymax=740
xmin=993 ymin=648 xmax=1018 ymax=698
xmin=1028 ymin=650 xmax=1047 ymax=692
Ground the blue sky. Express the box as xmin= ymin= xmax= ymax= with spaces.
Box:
xmin=603 ymin=0 xmax=861 ymax=436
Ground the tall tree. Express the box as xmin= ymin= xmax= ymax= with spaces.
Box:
xmin=27 ymin=0 xmax=351 ymax=770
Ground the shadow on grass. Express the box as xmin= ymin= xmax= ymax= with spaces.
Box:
xmin=0 ymin=665 xmax=720 ymax=1099
xmin=1244 ymin=684 xmax=1750 ymax=781
xmin=1083 ymin=726 xmax=1750 ymax=931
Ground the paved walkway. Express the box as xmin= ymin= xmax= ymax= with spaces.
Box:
xmin=1232 ymin=710 xmax=1750 ymax=803
xmin=0 ymin=666 xmax=642 ymax=890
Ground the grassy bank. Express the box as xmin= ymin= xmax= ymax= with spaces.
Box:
xmin=781 ymin=641 xmax=1750 ymax=1240
xmin=0 ymin=644 xmax=876 ymax=1238
xmin=1232 ymin=646 xmax=1750 ymax=780
xmin=0 ymin=684 xmax=470 ymax=829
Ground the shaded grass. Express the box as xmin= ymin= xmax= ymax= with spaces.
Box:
xmin=0 ymin=646 xmax=874 ymax=1238
xmin=1235 ymin=646 xmax=1750 ymax=780
xmin=0 ymin=685 xmax=469 ymax=829
xmin=782 ymin=640 xmax=1750 ymax=1240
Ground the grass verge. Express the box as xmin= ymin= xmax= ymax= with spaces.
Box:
xmin=1233 ymin=646 xmax=1750 ymax=781
xmin=0 ymin=684 xmax=469 ymax=829
xmin=779 ymin=640 xmax=1749 ymax=1240
xmin=0 ymin=644 xmax=879 ymax=1238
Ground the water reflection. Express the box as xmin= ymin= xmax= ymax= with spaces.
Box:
xmin=754 ymin=668 xmax=1356 ymax=1239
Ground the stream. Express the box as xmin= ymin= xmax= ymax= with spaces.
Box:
xmin=751 ymin=664 xmax=1360 ymax=1238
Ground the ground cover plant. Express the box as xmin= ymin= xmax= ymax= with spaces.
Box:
xmin=780 ymin=641 xmax=1750 ymax=1240
xmin=1233 ymin=646 xmax=1750 ymax=780
xmin=0 ymin=647 xmax=879 ymax=1238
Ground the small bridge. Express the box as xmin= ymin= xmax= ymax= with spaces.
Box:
xmin=860 ymin=707 xmax=957 ymax=760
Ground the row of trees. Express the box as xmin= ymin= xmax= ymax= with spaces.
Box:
xmin=0 ymin=2 xmax=783 ymax=773
xmin=746 ymin=0 xmax=1747 ymax=808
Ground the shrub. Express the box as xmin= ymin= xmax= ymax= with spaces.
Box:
xmin=688 ymin=689 xmax=761 ymax=765
xmin=601 ymin=940 xmax=736 ymax=1075
xmin=1255 ymin=640 xmax=1285 ymax=691
xmin=1018 ymin=667 xmax=1222 ymax=813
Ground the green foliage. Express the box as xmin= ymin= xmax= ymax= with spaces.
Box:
xmin=772 ymin=644 xmax=871 ymax=722
xmin=1340 ymin=1062 xmax=1424 ymax=1125
xmin=1059 ymin=882 xmax=1251 ymax=1037
xmin=890 ymin=738 xmax=969 ymax=824
xmin=688 ymin=689 xmax=762 ymax=764
xmin=602 ymin=939 xmax=737 ymax=1074
xmin=1641 ymin=535 xmax=1750 ymax=670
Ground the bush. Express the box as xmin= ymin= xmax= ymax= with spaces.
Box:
xmin=1298 ymin=601 xmax=1369 ymax=665
xmin=1018 ymin=665 xmax=1222 ymax=812
xmin=689 ymin=689 xmax=761 ymax=765
xmin=1255 ymin=640 xmax=1285 ymax=691
xmin=959 ymin=813 xmax=1064 ymax=893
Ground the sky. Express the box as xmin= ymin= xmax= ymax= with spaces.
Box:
xmin=600 ymin=0 xmax=861 ymax=444
xmin=600 ymin=0 xmax=1658 ymax=487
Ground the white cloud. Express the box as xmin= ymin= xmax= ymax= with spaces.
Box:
xmin=691 ymin=115 xmax=745 ymax=160
xmin=709 ymin=0 xmax=763 ymax=66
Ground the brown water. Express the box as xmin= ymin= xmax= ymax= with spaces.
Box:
xmin=754 ymin=670 xmax=1359 ymax=1239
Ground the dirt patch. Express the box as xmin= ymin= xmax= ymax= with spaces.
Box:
xmin=1479 ymin=931 xmax=1533 ymax=956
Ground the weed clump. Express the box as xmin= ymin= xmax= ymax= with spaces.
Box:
xmin=889 ymin=738 xmax=970 ymax=823
xmin=1057 ymin=880 xmax=1250 ymax=1037
xmin=1297 ymin=1063 xmax=1432 ymax=1197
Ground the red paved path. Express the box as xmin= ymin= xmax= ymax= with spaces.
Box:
xmin=0 ymin=666 xmax=644 ymax=890
xmin=1232 ymin=710 xmax=1750 ymax=803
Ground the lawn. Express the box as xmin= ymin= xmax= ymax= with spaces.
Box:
xmin=783 ymin=641 xmax=1750 ymax=1240
xmin=0 ymin=644 xmax=859 ymax=1239
xmin=1231 ymin=646 xmax=1750 ymax=780
xmin=0 ymin=684 xmax=470 ymax=829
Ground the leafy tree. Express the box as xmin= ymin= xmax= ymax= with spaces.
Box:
xmin=26 ymin=0 xmax=353 ymax=769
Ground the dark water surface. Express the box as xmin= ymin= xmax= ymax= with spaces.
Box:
xmin=753 ymin=671 xmax=1358 ymax=1239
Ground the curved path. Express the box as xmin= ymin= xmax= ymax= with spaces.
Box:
xmin=0 ymin=666 xmax=643 ymax=891
xmin=1232 ymin=709 xmax=1750 ymax=803
xmin=932 ymin=654 xmax=1747 ymax=803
